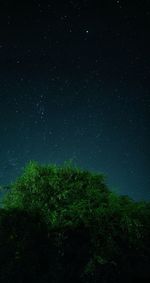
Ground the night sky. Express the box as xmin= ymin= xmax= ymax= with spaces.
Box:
xmin=0 ymin=0 xmax=150 ymax=201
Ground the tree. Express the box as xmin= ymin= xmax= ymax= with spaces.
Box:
xmin=0 ymin=161 xmax=150 ymax=282
xmin=2 ymin=161 xmax=109 ymax=228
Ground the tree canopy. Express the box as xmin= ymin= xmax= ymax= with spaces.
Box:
xmin=0 ymin=161 xmax=150 ymax=282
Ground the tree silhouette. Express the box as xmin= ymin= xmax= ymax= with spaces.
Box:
xmin=0 ymin=161 xmax=150 ymax=282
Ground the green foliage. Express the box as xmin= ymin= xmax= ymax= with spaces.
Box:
xmin=2 ymin=161 xmax=109 ymax=229
xmin=0 ymin=161 xmax=150 ymax=282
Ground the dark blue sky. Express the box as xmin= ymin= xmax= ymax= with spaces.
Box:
xmin=0 ymin=0 xmax=150 ymax=201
